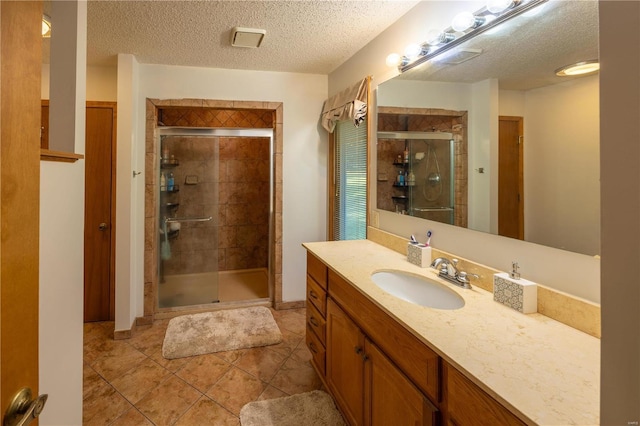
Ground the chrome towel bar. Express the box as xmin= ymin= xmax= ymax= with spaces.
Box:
xmin=165 ymin=216 xmax=213 ymax=223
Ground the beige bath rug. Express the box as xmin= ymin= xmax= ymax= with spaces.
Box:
xmin=162 ymin=306 xmax=282 ymax=359
xmin=240 ymin=390 xmax=346 ymax=426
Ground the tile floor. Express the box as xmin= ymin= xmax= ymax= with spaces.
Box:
xmin=83 ymin=307 xmax=321 ymax=425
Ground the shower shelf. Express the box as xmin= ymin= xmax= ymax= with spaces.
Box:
xmin=161 ymin=159 xmax=179 ymax=168
xmin=393 ymin=161 xmax=410 ymax=167
xmin=392 ymin=196 xmax=408 ymax=202
xmin=393 ymin=183 xmax=414 ymax=188
xmin=160 ymin=185 xmax=180 ymax=193
xmin=163 ymin=202 xmax=180 ymax=210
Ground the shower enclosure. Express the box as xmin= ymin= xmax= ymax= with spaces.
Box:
xmin=377 ymin=131 xmax=455 ymax=224
xmin=157 ymin=128 xmax=274 ymax=309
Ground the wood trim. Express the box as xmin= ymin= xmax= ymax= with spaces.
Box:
xmin=327 ymin=75 xmax=372 ymax=241
xmin=40 ymin=149 xmax=84 ymax=162
xmin=365 ymin=75 xmax=372 ymax=239
xmin=274 ymin=300 xmax=306 ymax=310
xmin=327 ymin=131 xmax=336 ymax=240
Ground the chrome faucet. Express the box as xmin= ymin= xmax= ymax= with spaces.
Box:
xmin=430 ymin=257 xmax=479 ymax=289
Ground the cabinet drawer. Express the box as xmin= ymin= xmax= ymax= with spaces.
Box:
xmin=306 ymin=325 xmax=326 ymax=376
xmin=306 ymin=302 xmax=326 ymax=344
xmin=307 ymin=276 xmax=327 ymax=316
xmin=446 ymin=363 xmax=525 ymax=426
xmin=307 ymin=253 xmax=327 ymax=290
xmin=329 ymin=269 xmax=440 ymax=403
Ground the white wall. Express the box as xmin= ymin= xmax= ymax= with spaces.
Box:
xmin=330 ymin=1 xmax=600 ymax=303
xmin=115 ymin=54 xmax=140 ymax=332
xmin=113 ymin=63 xmax=328 ymax=327
xmin=39 ymin=162 xmax=85 ymax=426
xmin=42 ymin=65 xmax=117 ymax=101
xmin=599 ymin=1 xmax=640 ymax=421
xmin=524 ymin=76 xmax=600 ymax=255
xmin=39 ymin=3 xmax=86 ymax=424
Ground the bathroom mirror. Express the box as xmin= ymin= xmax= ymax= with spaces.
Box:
xmin=376 ymin=0 xmax=600 ymax=256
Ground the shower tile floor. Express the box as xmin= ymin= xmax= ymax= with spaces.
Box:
xmin=159 ymin=269 xmax=269 ymax=308
xmin=83 ymin=307 xmax=321 ymax=425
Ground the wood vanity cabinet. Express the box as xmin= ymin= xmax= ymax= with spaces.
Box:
xmin=327 ymin=299 xmax=438 ymax=426
xmin=305 ymin=253 xmax=328 ymax=376
xmin=444 ymin=363 xmax=525 ymax=426
xmin=305 ymin=251 xmax=525 ymax=426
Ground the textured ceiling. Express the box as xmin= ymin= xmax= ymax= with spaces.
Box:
xmin=44 ymin=0 xmax=420 ymax=74
xmin=397 ymin=0 xmax=599 ymax=90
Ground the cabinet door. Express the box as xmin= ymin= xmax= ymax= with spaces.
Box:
xmin=446 ymin=364 xmax=525 ymax=426
xmin=327 ymin=299 xmax=365 ymax=426
xmin=365 ymin=339 xmax=438 ymax=426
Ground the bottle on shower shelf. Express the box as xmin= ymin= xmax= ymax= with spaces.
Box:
xmin=167 ymin=172 xmax=175 ymax=191
xmin=408 ymin=170 xmax=415 ymax=186
xmin=397 ymin=170 xmax=405 ymax=186
xmin=160 ymin=172 xmax=166 ymax=191
xmin=403 ymin=146 xmax=409 ymax=163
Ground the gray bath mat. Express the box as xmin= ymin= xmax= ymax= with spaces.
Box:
xmin=240 ymin=390 xmax=346 ymax=426
xmin=162 ymin=306 xmax=282 ymax=359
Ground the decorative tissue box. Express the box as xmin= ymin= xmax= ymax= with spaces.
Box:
xmin=407 ymin=243 xmax=432 ymax=268
xmin=493 ymin=272 xmax=537 ymax=314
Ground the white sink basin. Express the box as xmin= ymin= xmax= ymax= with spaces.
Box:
xmin=371 ymin=270 xmax=465 ymax=310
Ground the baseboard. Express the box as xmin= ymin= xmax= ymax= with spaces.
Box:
xmin=113 ymin=317 xmax=137 ymax=340
xmin=274 ymin=300 xmax=306 ymax=310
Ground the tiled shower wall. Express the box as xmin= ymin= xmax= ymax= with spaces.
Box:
xmin=160 ymin=136 xmax=270 ymax=276
xmin=218 ymin=137 xmax=270 ymax=271
xmin=377 ymin=108 xmax=468 ymax=228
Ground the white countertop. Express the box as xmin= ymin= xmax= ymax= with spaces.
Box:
xmin=303 ymin=240 xmax=599 ymax=426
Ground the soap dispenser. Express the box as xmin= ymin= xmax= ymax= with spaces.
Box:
xmin=493 ymin=261 xmax=537 ymax=313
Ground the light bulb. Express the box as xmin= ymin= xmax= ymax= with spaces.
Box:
xmin=404 ymin=43 xmax=423 ymax=59
xmin=42 ymin=15 xmax=51 ymax=37
xmin=426 ymin=29 xmax=455 ymax=46
xmin=385 ymin=53 xmax=402 ymax=67
xmin=486 ymin=0 xmax=514 ymax=14
xmin=451 ymin=11 xmax=478 ymax=32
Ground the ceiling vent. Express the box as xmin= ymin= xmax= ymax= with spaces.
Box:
xmin=230 ymin=27 xmax=266 ymax=48
xmin=441 ymin=48 xmax=483 ymax=65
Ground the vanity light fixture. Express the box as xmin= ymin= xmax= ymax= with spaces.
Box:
xmin=555 ymin=60 xmax=600 ymax=77
xmin=386 ymin=0 xmax=548 ymax=73
xmin=42 ymin=14 xmax=51 ymax=38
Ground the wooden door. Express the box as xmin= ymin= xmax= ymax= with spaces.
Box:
xmin=84 ymin=103 xmax=116 ymax=322
xmin=326 ymin=299 xmax=365 ymax=426
xmin=1 ymin=0 xmax=42 ymax=419
xmin=498 ymin=116 xmax=524 ymax=239
xmin=364 ymin=339 xmax=438 ymax=426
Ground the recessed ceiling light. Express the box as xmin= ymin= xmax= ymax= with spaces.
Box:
xmin=556 ymin=60 xmax=600 ymax=77
xmin=230 ymin=27 xmax=266 ymax=48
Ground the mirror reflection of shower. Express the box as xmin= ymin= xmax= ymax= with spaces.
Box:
xmin=377 ymin=131 xmax=455 ymax=225
xmin=157 ymin=128 xmax=274 ymax=310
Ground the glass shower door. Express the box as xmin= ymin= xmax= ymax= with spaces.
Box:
xmin=158 ymin=135 xmax=219 ymax=308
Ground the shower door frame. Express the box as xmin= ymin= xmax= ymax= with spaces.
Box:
xmin=155 ymin=127 xmax=276 ymax=312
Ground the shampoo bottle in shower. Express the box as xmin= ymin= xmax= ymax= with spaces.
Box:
xmin=397 ymin=170 xmax=405 ymax=186
xmin=160 ymin=172 xmax=166 ymax=191
xmin=408 ymin=170 xmax=415 ymax=186
xmin=167 ymin=172 xmax=175 ymax=191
